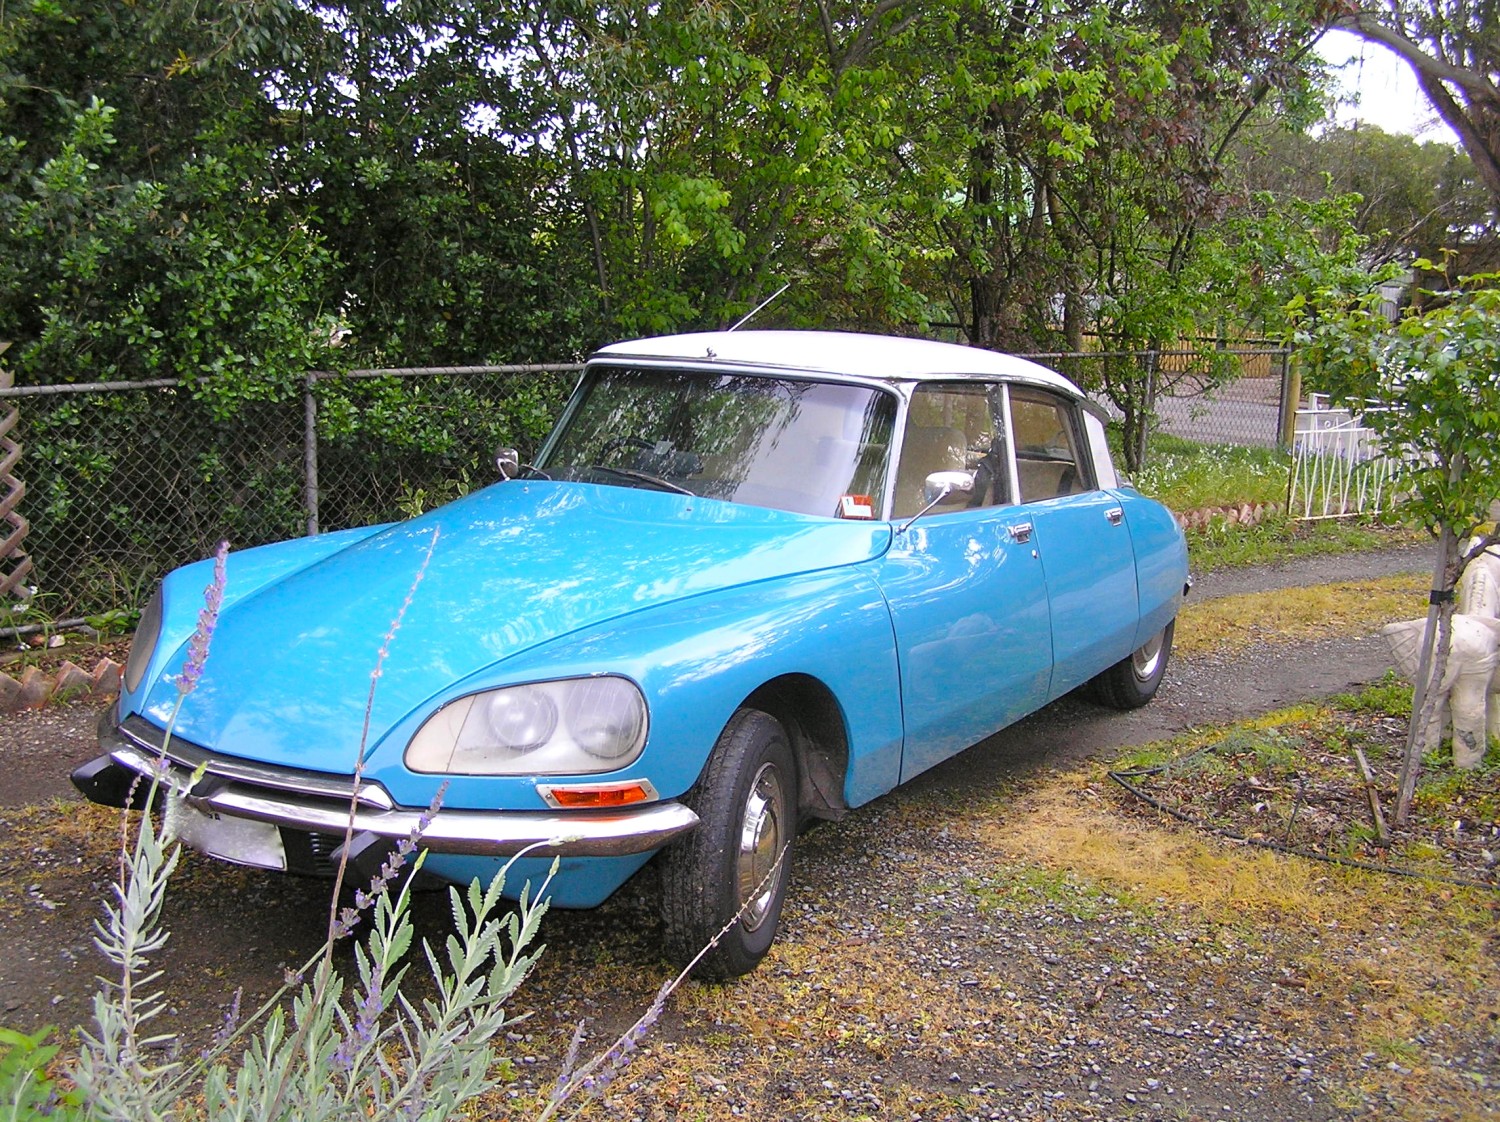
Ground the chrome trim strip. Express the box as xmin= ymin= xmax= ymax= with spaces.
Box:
xmin=105 ymin=743 xmax=699 ymax=859
xmin=113 ymin=715 xmax=394 ymax=810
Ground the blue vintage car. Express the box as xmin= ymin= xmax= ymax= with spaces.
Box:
xmin=73 ymin=331 xmax=1188 ymax=978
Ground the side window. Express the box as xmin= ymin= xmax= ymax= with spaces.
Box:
xmin=1010 ymin=389 xmax=1092 ymax=502
xmin=892 ymin=383 xmax=1010 ymax=518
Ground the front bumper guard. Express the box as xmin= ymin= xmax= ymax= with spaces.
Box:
xmin=75 ymin=718 xmax=699 ymax=860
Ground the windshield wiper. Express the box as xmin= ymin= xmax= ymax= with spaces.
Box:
xmin=586 ymin=464 xmax=694 ymax=496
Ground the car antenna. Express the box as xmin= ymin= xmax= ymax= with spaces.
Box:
xmin=726 ymin=282 xmax=790 ymax=331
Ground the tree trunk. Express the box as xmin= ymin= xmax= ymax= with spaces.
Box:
xmin=1395 ymin=522 xmax=1457 ymax=824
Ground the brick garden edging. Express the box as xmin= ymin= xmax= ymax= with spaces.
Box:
xmin=0 ymin=657 xmax=122 ymax=713
xmin=1174 ymin=501 xmax=1282 ymax=531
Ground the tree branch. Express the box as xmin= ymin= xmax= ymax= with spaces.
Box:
xmin=1411 ymin=65 xmax=1500 ymax=202
xmin=1330 ymin=13 xmax=1500 ymax=101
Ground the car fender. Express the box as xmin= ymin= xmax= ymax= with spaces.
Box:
xmin=361 ymin=564 xmax=904 ymax=813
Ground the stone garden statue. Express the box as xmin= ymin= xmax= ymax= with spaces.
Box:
xmin=1381 ymin=539 xmax=1500 ymax=770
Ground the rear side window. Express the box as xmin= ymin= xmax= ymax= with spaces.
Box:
xmin=1010 ymin=389 xmax=1093 ymax=502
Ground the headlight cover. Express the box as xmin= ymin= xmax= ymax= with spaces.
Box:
xmin=124 ymin=587 xmax=163 ymax=694
xmin=405 ymin=676 xmax=649 ymax=776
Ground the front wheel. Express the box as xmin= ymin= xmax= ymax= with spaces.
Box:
xmin=1086 ymin=620 xmax=1174 ymax=710
xmin=659 ymin=709 xmax=797 ymax=980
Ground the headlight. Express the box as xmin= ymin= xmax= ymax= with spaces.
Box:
xmin=405 ymin=676 xmax=648 ymax=775
xmin=124 ymin=587 xmax=163 ymax=694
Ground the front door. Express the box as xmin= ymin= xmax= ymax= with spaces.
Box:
xmin=875 ymin=381 xmax=1054 ymax=783
xmin=878 ymin=511 xmax=1053 ymax=782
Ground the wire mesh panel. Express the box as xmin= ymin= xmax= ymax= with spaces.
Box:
xmin=12 ymin=385 xmax=307 ymax=615
xmin=1149 ymin=348 xmax=1288 ymax=449
xmin=1034 ymin=347 xmax=1292 ymax=450
xmin=2 ymin=366 xmax=580 ymax=619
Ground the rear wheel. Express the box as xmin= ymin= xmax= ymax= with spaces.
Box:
xmin=1087 ymin=620 xmax=1174 ymax=710
xmin=660 ymin=709 xmax=796 ymax=980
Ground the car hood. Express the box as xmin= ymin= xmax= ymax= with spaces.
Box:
xmin=146 ymin=481 xmax=892 ymax=771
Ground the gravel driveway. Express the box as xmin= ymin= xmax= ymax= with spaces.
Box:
xmin=4 ymin=541 xmax=1485 ymax=1122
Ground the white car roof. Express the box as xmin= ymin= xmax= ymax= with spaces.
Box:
xmin=592 ymin=330 xmax=1082 ymax=397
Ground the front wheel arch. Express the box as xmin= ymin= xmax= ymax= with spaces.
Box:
xmin=742 ymin=674 xmax=849 ymax=822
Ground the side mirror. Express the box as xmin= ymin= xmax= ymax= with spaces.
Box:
xmin=900 ymin=470 xmax=976 ymax=533
xmin=923 ymin=470 xmax=974 ymax=505
xmin=495 ymin=447 xmax=521 ymax=480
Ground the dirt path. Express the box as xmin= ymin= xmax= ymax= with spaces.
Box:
xmin=0 ymin=544 xmax=1457 ymax=1121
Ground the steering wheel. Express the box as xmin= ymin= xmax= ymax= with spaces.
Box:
xmin=600 ymin=436 xmax=654 ymax=460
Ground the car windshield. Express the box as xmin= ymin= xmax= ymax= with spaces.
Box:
xmin=537 ymin=365 xmax=897 ymax=517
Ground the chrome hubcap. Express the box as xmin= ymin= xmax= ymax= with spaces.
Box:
xmin=1131 ymin=630 xmax=1165 ymax=681
xmin=736 ymin=762 xmax=785 ymax=931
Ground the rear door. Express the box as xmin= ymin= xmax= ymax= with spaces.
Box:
xmin=1008 ymin=388 xmax=1139 ymax=697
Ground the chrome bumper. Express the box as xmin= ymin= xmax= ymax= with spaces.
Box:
xmin=79 ymin=716 xmax=698 ymax=860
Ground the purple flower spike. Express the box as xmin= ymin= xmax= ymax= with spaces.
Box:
xmin=331 ymin=783 xmax=449 ymax=940
xmin=201 ymin=986 xmax=244 ymax=1058
xmin=331 ymin=963 xmax=386 ymax=1073
xmin=178 ymin=540 xmax=229 ymax=696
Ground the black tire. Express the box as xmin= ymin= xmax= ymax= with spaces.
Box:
xmin=1086 ymin=620 xmax=1174 ymax=710
xmin=660 ymin=708 xmax=797 ymax=980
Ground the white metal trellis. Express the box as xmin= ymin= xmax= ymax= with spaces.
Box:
xmin=1287 ymin=395 xmax=1400 ymax=520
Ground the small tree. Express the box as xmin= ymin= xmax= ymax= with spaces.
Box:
xmin=1297 ymin=267 xmax=1500 ymax=820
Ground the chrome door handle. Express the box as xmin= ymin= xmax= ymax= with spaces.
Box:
xmin=1106 ymin=507 xmax=1123 ymax=526
xmin=1009 ymin=522 xmax=1033 ymax=544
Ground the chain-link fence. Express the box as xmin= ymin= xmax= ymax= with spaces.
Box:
xmin=2 ymin=345 xmax=1293 ymax=621
xmin=1039 ymin=346 xmax=1295 ymax=451
xmin=2 ymin=366 xmax=579 ymax=621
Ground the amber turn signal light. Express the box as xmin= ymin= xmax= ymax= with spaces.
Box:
xmin=536 ymin=779 xmax=659 ymax=810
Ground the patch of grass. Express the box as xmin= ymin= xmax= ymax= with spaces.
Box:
xmin=1248 ymin=730 xmax=1304 ymax=773
xmin=1370 ymin=1036 xmax=1426 ymax=1067
xmin=1107 ymin=692 xmax=1500 ymax=885
xmin=1132 ymin=436 xmax=1291 ymax=510
xmin=983 ymin=762 xmax=1497 ymax=1063
xmin=1113 ymin=726 xmax=1234 ymax=773
xmin=963 ymin=865 xmax=1144 ymax=921
xmin=983 ymin=775 xmax=1366 ymax=927
xmin=1330 ymin=671 xmax=1414 ymax=719
xmin=1175 ymin=573 xmax=1425 ymax=658
xmin=1124 ymin=431 xmax=1426 ymax=572
xmin=1411 ymin=760 xmax=1500 ymax=820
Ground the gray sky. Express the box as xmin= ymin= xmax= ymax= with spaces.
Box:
xmin=1317 ymin=28 xmax=1460 ymax=144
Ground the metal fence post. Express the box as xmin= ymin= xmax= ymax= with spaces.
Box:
xmin=0 ymin=342 xmax=34 ymax=604
xmin=304 ymin=371 xmax=320 ymax=537
xmin=1277 ymin=348 xmax=1300 ymax=449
